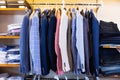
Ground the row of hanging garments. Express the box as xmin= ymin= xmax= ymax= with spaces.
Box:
xmin=19 ymin=7 xmax=99 ymax=78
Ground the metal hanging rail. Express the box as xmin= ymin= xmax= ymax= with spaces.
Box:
xmin=29 ymin=3 xmax=102 ymax=6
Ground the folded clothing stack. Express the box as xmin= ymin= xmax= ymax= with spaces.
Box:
xmin=6 ymin=48 xmax=20 ymax=64
xmin=0 ymin=51 xmax=7 ymax=64
xmin=0 ymin=0 xmax=6 ymax=8
xmin=0 ymin=45 xmax=8 ymax=64
xmin=100 ymin=48 xmax=120 ymax=76
xmin=0 ymin=73 xmax=23 ymax=80
xmin=6 ymin=0 xmax=25 ymax=8
xmin=0 ymin=44 xmax=20 ymax=64
xmin=7 ymin=76 xmax=23 ymax=80
xmin=100 ymin=20 xmax=120 ymax=44
xmin=8 ymin=23 xmax=22 ymax=36
xmin=99 ymin=20 xmax=120 ymax=76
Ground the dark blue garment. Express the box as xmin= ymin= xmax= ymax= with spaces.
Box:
xmin=86 ymin=10 xmax=94 ymax=75
xmin=40 ymin=12 xmax=50 ymax=75
xmin=6 ymin=59 xmax=20 ymax=63
xmin=7 ymin=51 xmax=19 ymax=55
xmin=100 ymin=65 xmax=120 ymax=76
xmin=101 ymin=65 xmax=120 ymax=72
xmin=83 ymin=18 xmax=90 ymax=75
xmin=1 ymin=46 xmax=16 ymax=52
xmin=71 ymin=9 xmax=80 ymax=75
xmin=48 ymin=10 xmax=57 ymax=72
xmin=99 ymin=20 xmax=120 ymax=44
xmin=103 ymin=69 xmax=120 ymax=76
xmin=20 ymin=11 xmax=31 ymax=73
xmin=100 ymin=38 xmax=120 ymax=44
xmin=99 ymin=48 xmax=120 ymax=66
xmin=91 ymin=11 xmax=99 ymax=76
xmin=100 ymin=20 xmax=119 ymax=33
xmin=100 ymin=32 xmax=120 ymax=39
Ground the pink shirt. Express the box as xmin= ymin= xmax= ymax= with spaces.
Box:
xmin=55 ymin=9 xmax=63 ymax=75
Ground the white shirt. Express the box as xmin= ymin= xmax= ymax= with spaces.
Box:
xmin=76 ymin=10 xmax=85 ymax=72
xmin=59 ymin=9 xmax=70 ymax=72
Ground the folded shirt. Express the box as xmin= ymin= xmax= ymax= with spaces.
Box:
xmin=100 ymin=35 xmax=120 ymax=44
xmin=6 ymin=54 xmax=20 ymax=60
xmin=7 ymin=76 xmax=23 ymax=80
xmin=0 ymin=73 xmax=9 ymax=78
xmin=0 ymin=33 xmax=9 ymax=36
xmin=100 ymin=65 xmax=120 ymax=76
xmin=100 ymin=20 xmax=119 ymax=33
xmin=9 ymin=29 xmax=21 ymax=33
xmin=100 ymin=48 xmax=120 ymax=65
xmin=0 ymin=51 xmax=7 ymax=63
xmin=7 ymin=50 xmax=19 ymax=55
xmin=6 ymin=59 xmax=20 ymax=64
xmin=7 ymin=23 xmax=22 ymax=31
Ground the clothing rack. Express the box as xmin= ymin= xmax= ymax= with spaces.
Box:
xmin=29 ymin=2 xmax=102 ymax=6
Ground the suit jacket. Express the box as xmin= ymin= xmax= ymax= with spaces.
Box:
xmin=48 ymin=9 xmax=57 ymax=72
xmin=20 ymin=11 xmax=31 ymax=73
xmin=40 ymin=10 xmax=50 ymax=75
xmin=91 ymin=10 xmax=99 ymax=76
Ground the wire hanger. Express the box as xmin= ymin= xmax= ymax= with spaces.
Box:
xmin=62 ymin=0 xmax=65 ymax=10
xmin=54 ymin=75 xmax=59 ymax=80
xmin=65 ymin=75 xmax=68 ymax=80
xmin=38 ymin=75 xmax=40 ymax=80
xmin=33 ymin=75 xmax=37 ymax=80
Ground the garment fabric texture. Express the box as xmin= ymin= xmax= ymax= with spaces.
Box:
xmin=99 ymin=20 xmax=120 ymax=44
xmin=100 ymin=20 xmax=119 ymax=33
xmin=20 ymin=11 xmax=31 ymax=73
xmin=100 ymin=36 xmax=120 ymax=44
xmin=86 ymin=10 xmax=94 ymax=76
xmin=47 ymin=9 xmax=57 ymax=72
xmin=29 ymin=11 xmax=41 ymax=75
xmin=83 ymin=17 xmax=90 ymax=75
xmin=40 ymin=10 xmax=50 ymax=75
xmin=54 ymin=9 xmax=63 ymax=75
xmin=90 ymin=11 xmax=99 ymax=76
xmin=99 ymin=48 xmax=120 ymax=66
xmin=29 ymin=11 xmax=34 ymax=74
xmin=67 ymin=10 xmax=73 ymax=71
xmin=76 ymin=10 xmax=85 ymax=73
xmin=59 ymin=9 xmax=70 ymax=72
xmin=71 ymin=9 xmax=79 ymax=75
xmin=19 ymin=9 xmax=102 ymax=77
xmin=100 ymin=65 xmax=120 ymax=76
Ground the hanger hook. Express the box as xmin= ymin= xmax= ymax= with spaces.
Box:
xmin=62 ymin=0 xmax=65 ymax=9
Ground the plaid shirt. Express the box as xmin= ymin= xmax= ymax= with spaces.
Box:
xmin=29 ymin=11 xmax=41 ymax=75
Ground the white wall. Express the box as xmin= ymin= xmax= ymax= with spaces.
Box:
xmin=97 ymin=1 xmax=120 ymax=30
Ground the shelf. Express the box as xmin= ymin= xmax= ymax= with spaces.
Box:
xmin=0 ymin=8 xmax=26 ymax=15
xmin=0 ymin=64 xmax=19 ymax=67
xmin=0 ymin=36 xmax=20 ymax=39
xmin=100 ymin=44 xmax=120 ymax=48
xmin=100 ymin=75 xmax=120 ymax=78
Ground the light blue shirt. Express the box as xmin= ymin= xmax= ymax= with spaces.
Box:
xmin=71 ymin=9 xmax=81 ymax=75
xmin=29 ymin=11 xmax=41 ymax=75
xmin=76 ymin=10 xmax=85 ymax=73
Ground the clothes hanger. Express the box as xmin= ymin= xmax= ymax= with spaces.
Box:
xmin=96 ymin=76 xmax=100 ymax=80
xmin=29 ymin=0 xmax=36 ymax=19
xmin=65 ymin=75 xmax=68 ymax=80
xmin=61 ymin=0 xmax=65 ymax=10
xmin=77 ymin=76 xmax=79 ymax=80
xmin=33 ymin=75 xmax=37 ymax=80
xmin=84 ymin=74 xmax=89 ymax=80
xmin=54 ymin=75 xmax=59 ymax=80
xmin=38 ymin=75 xmax=40 ymax=80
